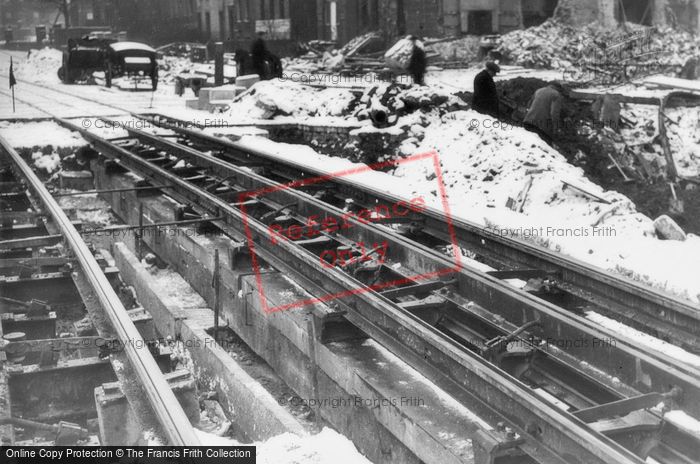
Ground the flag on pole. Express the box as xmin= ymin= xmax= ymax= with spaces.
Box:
xmin=10 ymin=56 xmax=17 ymax=112
xmin=9 ymin=57 xmax=17 ymax=88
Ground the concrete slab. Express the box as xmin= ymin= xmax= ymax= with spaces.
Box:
xmin=112 ymin=242 xmax=307 ymax=442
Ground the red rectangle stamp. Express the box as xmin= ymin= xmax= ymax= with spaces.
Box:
xmin=239 ymin=150 xmax=461 ymax=313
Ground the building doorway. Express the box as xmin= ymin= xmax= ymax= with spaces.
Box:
xmin=461 ymin=10 xmax=493 ymax=35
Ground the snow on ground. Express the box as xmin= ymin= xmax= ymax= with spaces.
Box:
xmin=620 ymin=103 xmax=700 ymax=178
xmin=2 ymin=51 xmax=699 ymax=303
xmin=586 ymin=311 xmax=700 ymax=368
xmin=57 ymin=193 xmax=116 ymax=227
xmin=31 ymin=150 xmax=61 ymax=173
xmin=234 ymin=103 xmax=700 ymax=304
xmin=667 ymin=106 xmax=700 ymax=178
xmin=222 ymin=79 xmax=360 ymax=124
xmin=195 ymin=427 xmax=371 ymax=464
xmin=0 ymin=121 xmax=85 ymax=148
xmin=16 ymin=47 xmax=63 ymax=84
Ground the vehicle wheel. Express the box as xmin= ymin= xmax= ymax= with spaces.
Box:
xmin=57 ymin=66 xmax=65 ymax=82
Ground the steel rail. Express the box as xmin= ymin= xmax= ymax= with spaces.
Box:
xmin=0 ymin=135 xmax=201 ymax=446
xmin=138 ymin=114 xmax=700 ymax=352
xmin=60 ymin=119 xmax=654 ymax=464
xmin=1 ymin=70 xmax=695 ymax=350
xmin=113 ymin=121 xmax=700 ymax=415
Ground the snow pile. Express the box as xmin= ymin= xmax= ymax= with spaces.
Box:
xmin=228 ymin=79 xmax=464 ymax=126
xmin=257 ymin=429 xmax=372 ymax=464
xmin=31 ymin=150 xmax=61 ymax=173
xmin=227 ymin=80 xmax=359 ymax=122
xmin=0 ymin=121 xmax=86 ymax=149
xmin=16 ymin=48 xmax=63 ymax=84
xmin=394 ymin=110 xmax=653 ymax=235
xmin=393 ymin=110 xmax=700 ymax=301
xmin=236 ymin=107 xmax=700 ymax=303
xmin=159 ymin=56 xmax=197 ymax=84
xmin=195 ymin=427 xmax=371 ymax=464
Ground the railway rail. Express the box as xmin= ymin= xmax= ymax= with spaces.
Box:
xmin=0 ymin=134 xmax=200 ymax=446
xmin=52 ymin=116 xmax=700 ymax=464
xmin=2 ymin=70 xmax=700 ymax=462
xmin=3 ymin=72 xmax=698 ymax=354
xmin=3 ymin=66 xmax=700 ymax=354
xmin=137 ymin=114 xmax=700 ymax=354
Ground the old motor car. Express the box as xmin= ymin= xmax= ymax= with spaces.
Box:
xmin=58 ymin=35 xmax=113 ymax=84
xmin=58 ymin=38 xmax=158 ymax=90
xmin=105 ymin=41 xmax=159 ymax=90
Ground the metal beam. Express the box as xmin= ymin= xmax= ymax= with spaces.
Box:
xmin=67 ymin=119 xmax=650 ymax=464
xmin=0 ymin=135 xmax=200 ymax=446
xmin=137 ymin=114 xmax=700 ymax=352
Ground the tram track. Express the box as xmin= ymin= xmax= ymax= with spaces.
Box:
xmin=0 ymin=134 xmax=200 ymax=446
xmin=53 ymin=116 xmax=700 ymax=464
xmin=2 ymin=72 xmax=699 ymax=462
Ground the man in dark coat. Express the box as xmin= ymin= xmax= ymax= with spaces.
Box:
xmin=407 ymin=36 xmax=427 ymax=86
xmin=251 ymin=31 xmax=269 ymax=79
xmin=472 ymin=62 xmax=501 ymax=117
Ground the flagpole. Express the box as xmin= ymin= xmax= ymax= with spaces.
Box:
xmin=9 ymin=56 xmax=17 ymax=113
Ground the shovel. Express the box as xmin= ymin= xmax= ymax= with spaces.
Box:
xmin=669 ymin=183 xmax=684 ymax=215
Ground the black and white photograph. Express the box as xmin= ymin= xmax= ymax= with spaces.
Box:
xmin=0 ymin=1 xmax=699 ymax=463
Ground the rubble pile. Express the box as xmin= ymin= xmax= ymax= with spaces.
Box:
xmin=227 ymin=80 xmax=361 ymax=120
xmin=664 ymin=106 xmax=700 ymax=178
xmin=608 ymin=104 xmax=700 ymax=180
xmin=284 ymin=31 xmax=482 ymax=76
xmin=496 ymin=19 xmax=700 ymax=82
xmin=428 ymin=36 xmax=481 ymax=63
xmin=229 ymin=79 xmax=463 ymax=124
xmin=158 ymin=55 xmax=198 ymax=85
xmin=384 ymin=36 xmax=422 ymax=70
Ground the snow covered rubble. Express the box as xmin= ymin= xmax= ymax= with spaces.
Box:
xmin=496 ymin=19 xmax=700 ymax=79
xmin=2 ymin=47 xmax=699 ymax=304
xmin=4 ymin=48 xmax=700 ymax=460
xmin=194 ymin=77 xmax=700 ymax=304
xmin=3 ymin=67 xmax=697 ymax=305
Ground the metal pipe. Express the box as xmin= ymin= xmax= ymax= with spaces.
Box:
xmin=52 ymin=185 xmax=173 ymax=197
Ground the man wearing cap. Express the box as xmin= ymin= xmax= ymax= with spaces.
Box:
xmin=472 ymin=62 xmax=501 ymax=118
xmin=251 ymin=31 xmax=270 ymax=79
xmin=523 ymin=82 xmax=565 ymax=146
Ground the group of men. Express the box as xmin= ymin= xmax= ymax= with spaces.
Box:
xmin=472 ymin=61 xmax=565 ymax=145
xmin=247 ymin=33 xmax=562 ymax=146
xmin=401 ymin=46 xmax=564 ymax=145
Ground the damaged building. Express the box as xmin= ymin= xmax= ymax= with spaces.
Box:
xmin=555 ymin=0 xmax=700 ymax=30
xmin=198 ymin=0 xmax=700 ymax=49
